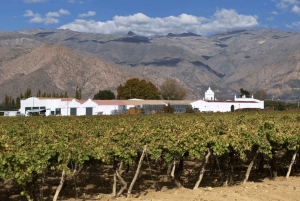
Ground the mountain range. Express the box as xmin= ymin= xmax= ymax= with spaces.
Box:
xmin=0 ymin=28 xmax=299 ymax=101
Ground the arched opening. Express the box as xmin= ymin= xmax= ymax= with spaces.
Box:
xmin=231 ymin=105 xmax=234 ymax=112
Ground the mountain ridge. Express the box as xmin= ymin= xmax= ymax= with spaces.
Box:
xmin=0 ymin=43 xmax=132 ymax=100
xmin=0 ymin=28 xmax=300 ymax=101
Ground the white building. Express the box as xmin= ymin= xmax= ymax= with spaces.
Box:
xmin=19 ymin=88 xmax=264 ymax=116
xmin=191 ymin=87 xmax=264 ymax=112
xmin=20 ymin=97 xmax=86 ymax=116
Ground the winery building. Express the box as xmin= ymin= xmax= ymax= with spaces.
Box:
xmin=19 ymin=87 xmax=264 ymax=116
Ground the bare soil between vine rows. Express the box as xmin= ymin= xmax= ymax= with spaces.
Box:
xmin=2 ymin=162 xmax=300 ymax=201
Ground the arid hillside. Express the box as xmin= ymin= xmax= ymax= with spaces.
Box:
xmin=1 ymin=28 xmax=300 ymax=101
xmin=0 ymin=43 xmax=132 ymax=100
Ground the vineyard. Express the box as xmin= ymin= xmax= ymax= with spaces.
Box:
xmin=0 ymin=111 xmax=300 ymax=200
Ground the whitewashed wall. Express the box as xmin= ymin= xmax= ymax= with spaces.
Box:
xmin=191 ymin=100 xmax=264 ymax=112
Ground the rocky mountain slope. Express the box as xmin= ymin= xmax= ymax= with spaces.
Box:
xmin=0 ymin=28 xmax=299 ymax=101
xmin=0 ymin=43 xmax=131 ymax=100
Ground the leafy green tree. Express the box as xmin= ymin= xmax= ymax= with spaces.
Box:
xmin=93 ymin=90 xmax=116 ymax=100
xmin=240 ymin=88 xmax=251 ymax=98
xmin=117 ymin=78 xmax=161 ymax=100
xmin=160 ymin=79 xmax=186 ymax=100
xmin=264 ymin=100 xmax=286 ymax=111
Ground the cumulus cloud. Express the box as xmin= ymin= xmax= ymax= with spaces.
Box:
xmin=46 ymin=12 xmax=60 ymax=18
xmin=23 ymin=9 xmax=70 ymax=25
xmin=23 ymin=10 xmax=35 ymax=17
xmin=275 ymin=0 xmax=299 ymax=10
xmin=59 ymin=9 xmax=258 ymax=36
xmin=59 ymin=9 xmax=70 ymax=15
xmin=45 ymin=9 xmax=70 ymax=18
xmin=78 ymin=11 xmax=96 ymax=18
xmin=292 ymin=5 xmax=300 ymax=13
xmin=23 ymin=0 xmax=48 ymax=3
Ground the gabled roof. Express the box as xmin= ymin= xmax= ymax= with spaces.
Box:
xmin=61 ymin=98 xmax=84 ymax=104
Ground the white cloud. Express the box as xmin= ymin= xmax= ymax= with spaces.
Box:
xmin=46 ymin=12 xmax=60 ymax=18
xmin=78 ymin=11 xmax=96 ymax=18
xmin=23 ymin=10 xmax=35 ymax=17
xmin=59 ymin=9 xmax=258 ymax=36
xmin=270 ymin=11 xmax=279 ymax=15
xmin=286 ymin=21 xmax=300 ymax=28
xmin=23 ymin=9 xmax=70 ymax=25
xmin=45 ymin=9 xmax=69 ymax=18
xmin=275 ymin=0 xmax=299 ymax=10
xmin=292 ymin=5 xmax=300 ymax=13
xmin=59 ymin=9 xmax=70 ymax=15
xmin=23 ymin=0 xmax=48 ymax=3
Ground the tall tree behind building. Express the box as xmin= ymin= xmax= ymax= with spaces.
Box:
xmin=160 ymin=79 xmax=186 ymax=100
xmin=117 ymin=78 xmax=161 ymax=100
xmin=75 ymin=86 xmax=82 ymax=99
xmin=240 ymin=88 xmax=251 ymax=98
xmin=254 ymin=89 xmax=267 ymax=100
xmin=93 ymin=90 xmax=115 ymax=100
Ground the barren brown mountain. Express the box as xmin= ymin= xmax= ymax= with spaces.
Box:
xmin=0 ymin=43 xmax=132 ymax=100
xmin=1 ymin=28 xmax=300 ymax=102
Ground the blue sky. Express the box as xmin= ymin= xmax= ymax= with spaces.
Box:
xmin=1 ymin=0 xmax=300 ymax=36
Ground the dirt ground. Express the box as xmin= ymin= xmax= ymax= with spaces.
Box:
xmin=58 ymin=176 xmax=300 ymax=201
xmin=2 ymin=161 xmax=300 ymax=201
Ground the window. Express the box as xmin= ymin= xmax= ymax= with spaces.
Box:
xmin=25 ymin=107 xmax=31 ymax=112
xmin=55 ymin=108 xmax=61 ymax=115
xmin=86 ymin=107 xmax=93 ymax=115
xmin=70 ymin=108 xmax=77 ymax=116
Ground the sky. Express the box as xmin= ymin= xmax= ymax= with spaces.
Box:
xmin=1 ymin=0 xmax=300 ymax=36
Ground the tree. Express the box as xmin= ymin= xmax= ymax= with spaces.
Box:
xmin=264 ymin=100 xmax=286 ymax=111
xmin=185 ymin=106 xmax=195 ymax=113
xmin=75 ymin=86 xmax=82 ymax=99
xmin=160 ymin=79 xmax=186 ymax=100
xmin=4 ymin=95 xmax=9 ymax=108
xmin=36 ymin=89 xmax=41 ymax=97
xmin=117 ymin=78 xmax=161 ymax=100
xmin=254 ymin=89 xmax=267 ymax=100
xmin=240 ymin=88 xmax=251 ymax=98
xmin=16 ymin=97 xmax=21 ymax=109
xmin=93 ymin=90 xmax=116 ymax=100
xmin=24 ymin=88 xmax=32 ymax=98
xmin=163 ymin=103 xmax=174 ymax=113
